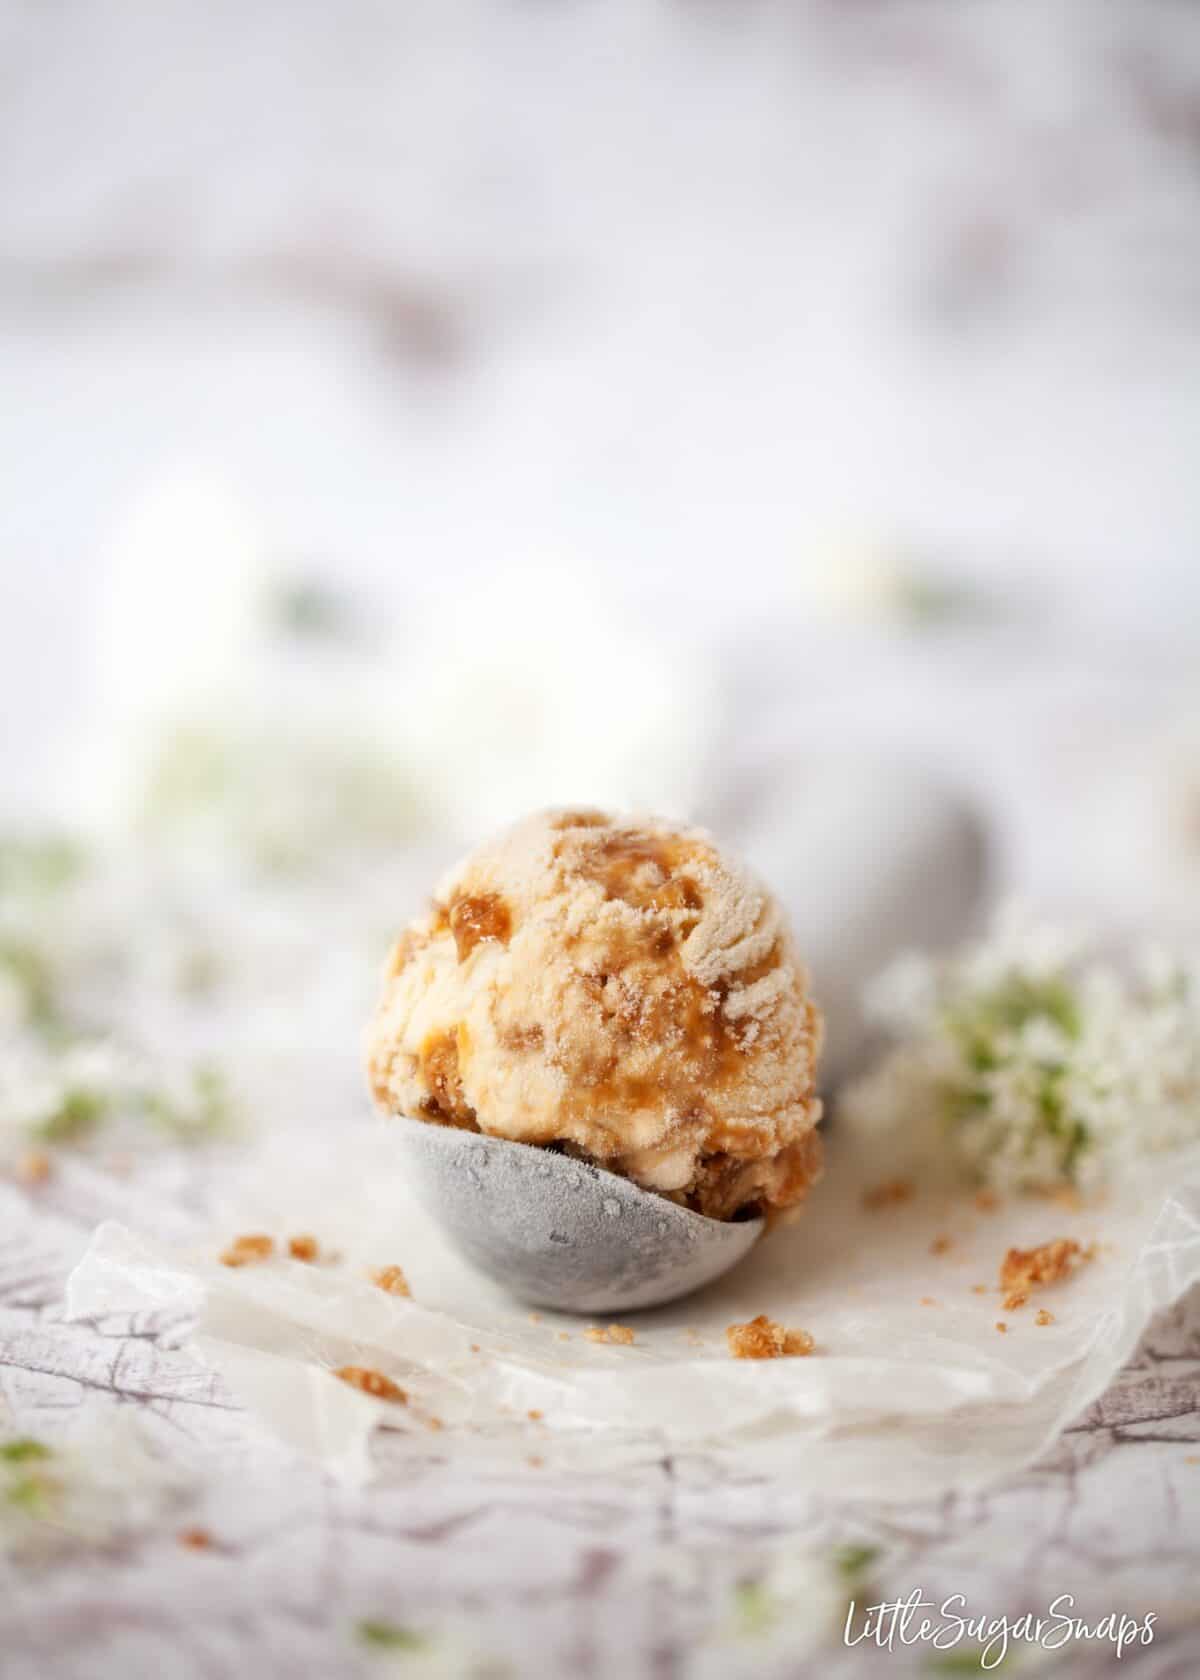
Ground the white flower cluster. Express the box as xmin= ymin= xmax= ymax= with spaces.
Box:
xmin=841 ymin=906 xmax=1200 ymax=1193
xmin=0 ymin=1033 xmax=228 ymax=1162
xmin=1 ymin=840 xmax=230 ymax=1164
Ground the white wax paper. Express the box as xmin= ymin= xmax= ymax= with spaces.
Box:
xmin=66 ymin=1122 xmax=1200 ymax=1501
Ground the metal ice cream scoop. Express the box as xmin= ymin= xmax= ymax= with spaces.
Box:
xmin=392 ymin=1116 xmax=763 ymax=1314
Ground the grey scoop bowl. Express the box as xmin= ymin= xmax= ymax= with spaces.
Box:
xmin=392 ymin=1116 xmax=763 ymax=1314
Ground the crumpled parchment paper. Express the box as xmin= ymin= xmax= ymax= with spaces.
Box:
xmin=66 ymin=1122 xmax=1200 ymax=1500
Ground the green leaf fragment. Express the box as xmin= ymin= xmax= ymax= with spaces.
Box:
xmin=0 ymin=835 xmax=85 ymax=894
xmin=928 ymin=1650 xmax=1010 ymax=1674
xmin=731 ymin=1580 xmax=778 ymax=1637
xmin=0 ymin=1438 xmax=52 ymax=1463
xmin=832 ymin=1543 xmax=881 ymax=1582
xmin=36 ymin=1086 xmax=108 ymax=1143
xmin=355 ymin=1620 xmax=430 ymax=1653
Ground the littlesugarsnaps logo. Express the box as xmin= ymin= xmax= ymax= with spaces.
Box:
xmin=843 ymin=1591 xmax=1156 ymax=1669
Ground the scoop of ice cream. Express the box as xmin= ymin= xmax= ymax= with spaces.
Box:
xmin=366 ymin=809 xmax=824 ymax=1220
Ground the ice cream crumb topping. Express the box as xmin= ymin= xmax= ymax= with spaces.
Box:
xmin=726 ymin=1314 xmax=814 ymax=1359
xmin=367 ymin=808 xmax=823 ymax=1220
xmin=1000 ymin=1237 xmax=1089 ymax=1310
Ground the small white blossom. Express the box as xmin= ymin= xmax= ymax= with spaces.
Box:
xmin=842 ymin=906 xmax=1200 ymax=1193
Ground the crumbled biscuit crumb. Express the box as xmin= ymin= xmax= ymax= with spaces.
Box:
xmin=219 ymin=1233 xmax=274 ymax=1267
xmin=528 ymin=1312 xmax=542 ymax=1323
xmin=333 ymin=1366 xmax=407 ymax=1404
xmin=930 ymin=1236 xmax=952 ymax=1255
xmin=726 ymin=1314 xmax=814 ymax=1359
xmin=287 ymin=1234 xmax=319 ymax=1262
xmin=971 ymin=1284 xmax=989 ymax=1295
xmin=427 ymin=1416 xmax=444 ymax=1432
xmin=974 ymin=1189 xmax=999 ymax=1213
xmin=585 ymin=1324 xmax=635 ymax=1346
xmin=16 ymin=1149 xmax=52 ymax=1185
xmin=178 ymin=1527 xmax=212 ymax=1550
xmin=528 ymin=1456 xmax=544 ymax=1468
xmin=470 ymin=1343 xmax=481 ymax=1352
xmin=557 ymin=1332 xmax=570 ymax=1342
xmin=1035 ymin=1309 xmax=1055 ymax=1326
xmin=1185 ymin=1455 xmax=1200 ymax=1466
xmin=370 ymin=1264 xmax=411 ymax=1297
xmin=1000 ymin=1238 xmax=1087 ymax=1310
xmin=995 ymin=1321 xmax=1008 ymax=1333
xmin=527 ymin=1409 xmax=543 ymax=1421
xmin=862 ymin=1178 xmax=914 ymax=1211
xmin=1049 ymin=1185 xmax=1083 ymax=1211
xmin=919 ymin=1296 xmax=938 ymax=1307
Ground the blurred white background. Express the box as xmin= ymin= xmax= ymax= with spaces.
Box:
xmin=3 ymin=0 xmax=1200 ymax=912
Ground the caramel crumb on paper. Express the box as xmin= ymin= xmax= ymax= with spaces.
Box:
xmin=16 ymin=1149 xmax=52 ymax=1185
xmin=971 ymin=1284 xmax=989 ymax=1295
xmin=1035 ymin=1309 xmax=1055 ymax=1326
xmin=334 ymin=1366 xmax=407 ymax=1404
xmin=726 ymin=1314 xmax=814 ymax=1359
xmin=862 ymin=1178 xmax=914 ymax=1211
xmin=974 ymin=1189 xmax=999 ymax=1213
xmin=527 ymin=1409 xmax=543 ymax=1421
xmin=178 ymin=1527 xmax=213 ymax=1550
xmin=370 ymin=1265 xmax=411 ymax=1297
xmin=528 ymin=1456 xmax=544 ymax=1468
xmin=219 ymin=1233 xmax=274 ymax=1268
xmin=919 ymin=1297 xmax=939 ymax=1307
xmin=586 ymin=1324 xmax=636 ymax=1346
xmin=426 ymin=1417 xmax=444 ymax=1432
xmin=930 ymin=1235 xmax=952 ymax=1255
xmin=1000 ymin=1238 xmax=1089 ymax=1311
xmin=287 ymin=1234 xmax=319 ymax=1262
xmin=995 ymin=1321 xmax=1008 ymax=1334
xmin=1184 ymin=1455 xmax=1200 ymax=1466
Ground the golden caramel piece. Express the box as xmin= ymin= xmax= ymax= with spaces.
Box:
xmin=527 ymin=1409 xmax=544 ymax=1421
xmin=585 ymin=1324 xmax=636 ymax=1346
xmin=219 ymin=1233 xmax=274 ymax=1268
xmin=995 ymin=1321 xmax=1008 ymax=1334
xmin=974 ymin=1189 xmax=1000 ymax=1213
xmin=16 ymin=1149 xmax=52 ymax=1185
xmin=726 ymin=1314 xmax=814 ymax=1359
xmin=370 ymin=1265 xmax=411 ymax=1297
xmin=930 ymin=1235 xmax=952 ymax=1255
xmin=333 ymin=1366 xmax=407 ymax=1404
xmin=861 ymin=1178 xmax=914 ymax=1211
xmin=449 ymin=891 xmax=513 ymax=961
xmin=1000 ymin=1238 xmax=1086 ymax=1310
xmin=366 ymin=809 xmax=824 ymax=1223
xmin=1035 ymin=1308 xmax=1055 ymax=1326
xmin=287 ymin=1234 xmax=319 ymax=1262
xmin=178 ymin=1527 xmax=213 ymax=1550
